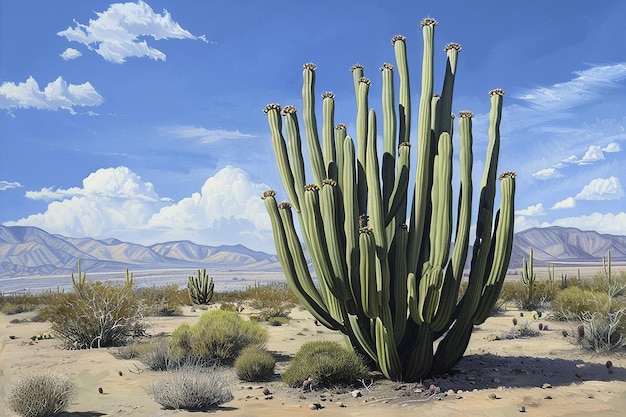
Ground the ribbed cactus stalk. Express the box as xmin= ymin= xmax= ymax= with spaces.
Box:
xmin=187 ymin=268 xmax=214 ymax=305
xmin=125 ymin=268 xmax=135 ymax=288
xmin=521 ymin=248 xmax=536 ymax=309
xmin=262 ymin=18 xmax=515 ymax=381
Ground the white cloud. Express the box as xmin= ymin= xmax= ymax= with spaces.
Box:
xmin=5 ymin=166 xmax=275 ymax=252
xmin=515 ymin=203 xmax=546 ymax=217
xmin=551 ymin=197 xmax=576 ymax=210
xmin=532 ymin=168 xmax=563 ymax=180
xmin=578 ymin=145 xmax=604 ymax=164
xmin=148 ymin=165 xmax=271 ymax=240
xmin=514 ymin=215 xmax=541 ymax=233
xmin=0 ymin=181 xmax=23 ymax=191
xmin=602 ymin=142 xmax=621 ymax=153
xmin=542 ymin=212 xmax=626 ymax=236
xmin=8 ymin=167 xmax=167 ymax=237
xmin=162 ymin=126 xmax=254 ymax=143
xmin=57 ymin=0 xmax=204 ymax=64
xmin=0 ymin=76 xmax=103 ymax=113
xmin=575 ymin=176 xmax=624 ymax=200
xmin=515 ymin=64 xmax=626 ymax=112
xmin=60 ymin=48 xmax=82 ymax=60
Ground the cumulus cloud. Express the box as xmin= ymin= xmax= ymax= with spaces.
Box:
xmin=57 ymin=0 xmax=205 ymax=64
xmin=8 ymin=167 xmax=167 ymax=237
xmin=543 ymin=212 xmax=626 ymax=236
xmin=0 ymin=181 xmax=23 ymax=191
xmin=551 ymin=197 xmax=576 ymax=210
xmin=0 ymin=76 xmax=103 ymax=113
xmin=578 ymin=145 xmax=605 ymax=164
xmin=515 ymin=203 xmax=546 ymax=217
xmin=575 ymin=176 xmax=624 ymax=200
xmin=602 ymin=142 xmax=621 ymax=153
xmin=60 ymin=48 xmax=82 ymax=60
xmin=6 ymin=166 xmax=274 ymax=252
xmin=162 ymin=126 xmax=254 ymax=143
xmin=532 ymin=168 xmax=563 ymax=180
xmin=514 ymin=216 xmax=541 ymax=233
xmin=148 ymin=166 xmax=271 ymax=241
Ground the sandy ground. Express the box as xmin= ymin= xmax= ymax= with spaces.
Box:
xmin=1 ymin=304 xmax=625 ymax=417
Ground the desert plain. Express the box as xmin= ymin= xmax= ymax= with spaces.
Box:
xmin=1 ymin=288 xmax=625 ymax=417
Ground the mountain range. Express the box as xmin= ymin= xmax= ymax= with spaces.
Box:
xmin=1 ymin=224 xmax=625 ymax=279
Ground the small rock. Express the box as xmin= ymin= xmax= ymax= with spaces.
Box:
xmin=351 ymin=390 xmax=362 ymax=398
xmin=447 ymin=389 xmax=455 ymax=396
xmin=541 ymin=383 xmax=552 ymax=389
xmin=118 ymin=371 xmax=123 ymax=376
xmin=606 ymin=360 xmax=613 ymax=369
xmin=488 ymin=393 xmax=498 ymax=400
xmin=455 ymin=394 xmax=463 ymax=399
xmin=309 ymin=402 xmax=322 ymax=410
xmin=263 ymin=387 xmax=271 ymax=396
xmin=264 ymin=395 xmax=273 ymax=400
xmin=338 ymin=402 xmax=346 ymax=408
xmin=544 ymin=395 xmax=553 ymax=399
xmin=98 ymin=387 xmax=104 ymax=394
xmin=519 ymin=406 xmax=526 ymax=413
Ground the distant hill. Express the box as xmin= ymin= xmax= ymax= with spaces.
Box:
xmin=0 ymin=224 xmax=624 ymax=278
xmin=0 ymin=225 xmax=280 ymax=278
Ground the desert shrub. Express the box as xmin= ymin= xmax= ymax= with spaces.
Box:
xmin=215 ymin=282 xmax=297 ymax=311
xmin=171 ymin=309 xmax=268 ymax=365
xmin=7 ymin=372 xmax=75 ymax=417
xmin=266 ymin=316 xmax=289 ymax=326
xmin=500 ymin=279 xmax=555 ymax=311
xmin=575 ymin=309 xmax=626 ymax=353
xmin=139 ymin=284 xmax=187 ymax=316
xmin=282 ymin=340 xmax=370 ymax=388
xmin=590 ymin=270 xmax=626 ymax=297
xmin=552 ymin=286 xmax=609 ymax=319
xmin=219 ymin=302 xmax=239 ymax=312
xmin=39 ymin=281 xmax=146 ymax=349
xmin=498 ymin=321 xmax=540 ymax=340
xmin=147 ymin=365 xmax=233 ymax=410
xmin=140 ymin=338 xmax=193 ymax=371
xmin=234 ymin=346 xmax=276 ymax=382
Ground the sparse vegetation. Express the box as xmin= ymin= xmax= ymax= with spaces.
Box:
xmin=282 ymin=340 xmax=370 ymax=388
xmin=146 ymin=365 xmax=234 ymax=410
xmin=234 ymin=346 xmax=276 ymax=382
xmin=40 ymin=281 xmax=147 ymax=349
xmin=7 ymin=372 xmax=75 ymax=417
xmin=139 ymin=284 xmax=187 ymax=316
xmin=171 ymin=309 xmax=268 ymax=365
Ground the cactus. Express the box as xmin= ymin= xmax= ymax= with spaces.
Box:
xmin=125 ymin=268 xmax=135 ymax=288
xmin=71 ymin=258 xmax=87 ymax=296
xmin=187 ymin=268 xmax=214 ymax=305
xmin=262 ymin=18 xmax=515 ymax=381
xmin=521 ymin=248 xmax=537 ymax=309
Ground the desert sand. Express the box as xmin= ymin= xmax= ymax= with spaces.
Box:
xmin=1 ymin=303 xmax=625 ymax=417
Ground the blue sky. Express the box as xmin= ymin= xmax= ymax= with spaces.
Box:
xmin=1 ymin=0 xmax=625 ymax=253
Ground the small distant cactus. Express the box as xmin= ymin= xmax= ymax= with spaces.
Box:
xmin=188 ymin=268 xmax=214 ymax=305
xmin=521 ymin=248 xmax=537 ymax=309
xmin=125 ymin=268 xmax=135 ymax=287
xmin=71 ymin=258 xmax=87 ymax=296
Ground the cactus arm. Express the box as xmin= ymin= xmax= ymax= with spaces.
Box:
xmin=392 ymin=35 xmax=410 ymax=145
xmin=359 ymin=228 xmax=379 ymax=319
xmin=342 ymin=135 xmax=362 ymax=307
xmin=380 ymin=62 xmax=397 ymax=210
xmin=322 ymin=92 xmax=337 ymax=181
xmin=335 ymin=124 xmax=347 ymax=191
xmin=407 ymin=18 xmax=437 ymax=276
xmin=262 ymin=191 xmax=340 ymax=330
xmin=356 ymin=78 xmax=370 ymax=215
xmin=302 ymin=64 xmax=325 ymax=188
xmin=472 ymin=172 xmax=516 ymax=324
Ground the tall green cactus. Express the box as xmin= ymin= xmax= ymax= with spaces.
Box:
xmin=521 ymin=248 xmax=537 ymax=309
xmin=262 ymin=18 xmax=515 ymax=381
xmin=187 ymin=268 xmax=214 ymax=305
xmin=71 ymin=258 xmax=87 ymax=297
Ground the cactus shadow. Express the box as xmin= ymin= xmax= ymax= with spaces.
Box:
xmin=427 ymin=353 xmax=623 ymax=390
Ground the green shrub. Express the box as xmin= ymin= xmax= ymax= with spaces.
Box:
xmin=234 ymin=346 xmax=276 ymax=382
xmin=147 ymin=365 xmax=233 ymax=410
xmin=266 ymin=316 xmax=288 ymax=326
xmin=552 ymin=286 xmax=609 ymax=319
xmin=40 ymin=281 xmax=146 ymax=349
xmin=500 ymin=279 xmax=556 ymax=311
xmin=7 ymin=372 xmax=75 ymax=417
xmin=139 ymin=284 xmax=187 ymax=316
xmin=282 ymin=340 xmax=370 ymax=388
xmin=171 ymin=309 xmax=268 ymax=365
xmin=590 ymin=270 xmax=626 ymax=296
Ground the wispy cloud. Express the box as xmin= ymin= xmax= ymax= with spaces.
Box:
xmin=161 ymin=125 xmax=255 ymax=144
xmin=0 ymin=76 xmax=103 ymax=113
xmin=60 ymin=48 xmax=82 ymax=60
xmin=543 ymin=212 xmax=626 ymax=236
xmin=57 ymin=0 xmax=206 ymax=64
xmin=0 ymin=181 xmax=23 ymax=191
xmin=575 ymin=176 xmax=624 ymax=200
